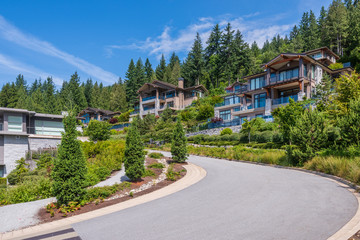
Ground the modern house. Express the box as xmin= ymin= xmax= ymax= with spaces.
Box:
xmin=0 ymin=107 xmax=65 ymax=177
xmin=78 ymin=107 xmax=120 ymax=125
xmin=214 ymin=47 xmax=353 ymax=124
xmin=130 ymin=78 xmax=207 ymax=120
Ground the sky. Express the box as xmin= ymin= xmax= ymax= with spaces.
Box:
xmin=0 ymin=0 xmax=333 ymax=88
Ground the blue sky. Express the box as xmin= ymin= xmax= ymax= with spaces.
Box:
xmin=0 ymin=0 xmax=332 ymax=87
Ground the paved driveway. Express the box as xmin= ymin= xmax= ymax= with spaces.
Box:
xmin=73 ymin=152 xmax=358 ymax=240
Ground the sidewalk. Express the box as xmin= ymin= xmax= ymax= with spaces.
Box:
xmin=0 ymin=167 xmax=128 ymax=233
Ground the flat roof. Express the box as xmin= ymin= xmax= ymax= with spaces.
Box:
xmin=34 ymin=113 xmax=64 ymax=119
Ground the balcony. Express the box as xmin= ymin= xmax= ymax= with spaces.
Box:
xmin=270 ymin=68 xmax=300 ymax=84
xmin=215 ymin=98 xmax=241 ymax=108
xmin=142 ymin=96 xmax=156 ymax=102
xmin=272 ymin=94 xmax=298 ymax=105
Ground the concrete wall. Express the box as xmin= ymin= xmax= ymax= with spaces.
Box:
xmin=3 ymin=135 xmax=29 ymax=177
xmin=28 ymin=137 xmax=61 ymax=151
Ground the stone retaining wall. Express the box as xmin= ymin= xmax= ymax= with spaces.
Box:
xmin=186 ymin=125 xmax=242 ymax=137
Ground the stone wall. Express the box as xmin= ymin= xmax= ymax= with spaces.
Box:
xmin=3 ymin=135 xmax=29 ymax=176
xmin=28 ymin=137 xmax=61 ymax=151
xmin=186 ymin=125 xmax=242 ymax=137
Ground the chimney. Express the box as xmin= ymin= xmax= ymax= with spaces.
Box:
xmin=178 ymin=77 xmax=184 ymax=88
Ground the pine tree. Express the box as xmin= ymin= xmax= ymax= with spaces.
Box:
xmin=155 ymin=54 xmax=167 ymax=81
xmin=325 ymin=0 xmax=349 ymax=55
xmin=109 ymin=80 xmax=127 ymax=112
xmin=90 ymin=81 xmax=100 ymax=108
xmin=205 ymin=24 xmax=222 ymax=64
xmin=124 ymin=120 xmax=145 ymax=181
xmin=182 ymin=32 xmax=204 ymax=86
xmin=125 ymin=59 xmax=137 ymax=107
xmin=84 ymin=78 xmax=93 ymax=106
xmin=52 ymin=112 xmax=87 ymax=205
xmin=308 ymin=10 xmax=320 ymax=50
xmin=171 ymin=119 xmax=188 ymax=163
xmin=68 ymin=72 xmax=87 ymax=111
xmin=43 ymin=77 xmax=58 ymax=114
xmin=134 ymin=58 xmax=146 ymax=89
xmin=144 ymin=58 xmax=154 ymax=82
xmin=220 ymin=23 xmax=235 ymax=85
xmin=230 ymin=30 xmax=251 ymax=81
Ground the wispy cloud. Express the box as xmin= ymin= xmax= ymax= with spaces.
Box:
xmin=0 ymin=15 xmax=118 ymax=84
xmin=0 ymin=54 xmax=64 ymax=85
xmin=107 ymin=13 xmax=293 ymax=59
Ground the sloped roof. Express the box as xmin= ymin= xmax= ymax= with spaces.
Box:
xmin=78 ymin=107 xmax=116 ymax=116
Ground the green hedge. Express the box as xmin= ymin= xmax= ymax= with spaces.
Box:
xmin=0 ymin=177 xmax=6 ymax=185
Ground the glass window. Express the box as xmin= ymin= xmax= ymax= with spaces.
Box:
xmin=254 ymin=93 xmax=266 ymax=108
xmin=35 ymin=120 xmax=64 ymax=136
xmin=256 ymin=114 xmax=263 ymax=118
xmin=220 ymin=110 xmax=231 ymax=121
xmin=312 ymin=65 xmax=315 ymax=79
xmin=8 ymin=116 xmax=22 ymax=132
xmin=250 ymin=79 xmax=255 ymax=90
xmin=303 ymin=65 xmax=307 ymax=77
xmin=279 ymin=71 xmax=286 ymax=81
xmin=0 ymin=166 xmax=4 ymax=177
xmin=293 ymin=68 xmax=299 ymax=78
xmin=233 ymin=107 xmax=240 ymax=112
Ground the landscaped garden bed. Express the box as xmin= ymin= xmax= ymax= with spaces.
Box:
xmin=37 ymin=154 xmax=186 ymax=223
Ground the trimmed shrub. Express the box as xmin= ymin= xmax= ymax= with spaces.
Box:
xmin=87 ymin=120 xmax=111 ymax=141
xmin=220 ymin=128 xmax=233 ymax=135
xmin=148 ymin=152 xmax=164 ymax=159
xmin=171 ymin=120 xmax=188 ymax=163
xmin=256 ymin=131 xmax=274 ymax=143
xmin=0 ymin=177 xmax=6 ymax=185
xmin=52 ymin=112 xmax=87 ymax=205
xmin=124 ymin=120 xmax=145 ymax=181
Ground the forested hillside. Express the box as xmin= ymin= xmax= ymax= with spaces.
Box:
xmin=0 ymin=0 xmax=359 ymax=113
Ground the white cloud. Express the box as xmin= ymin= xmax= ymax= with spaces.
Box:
xmin=0 ymin=54 xmax=64 ymax=85
xmin=0 ymin=15 xmax=118 ymax=84
xmin=107 ymin=13 xmax=292 ymax=59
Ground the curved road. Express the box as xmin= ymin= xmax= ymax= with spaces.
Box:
xmin=73 ymin=152 xmax=358 ymax=240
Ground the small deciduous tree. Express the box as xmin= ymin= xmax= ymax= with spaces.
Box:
xmin=52 ymin=112 xmax=87 ymax=205
xmin=171 ymin=119 xmax=188 ymax=162
xmin=240 ymin=118 xmax=264 ymax=143
xmin=124 ymin=120 xmax=145 ymax=181
xmin=87 ymin=120 xmax=111 ymax=141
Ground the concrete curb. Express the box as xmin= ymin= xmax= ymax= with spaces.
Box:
xmin=0 ymin=163 xmax=207 ymax=240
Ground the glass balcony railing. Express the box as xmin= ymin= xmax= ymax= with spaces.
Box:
xmin=142 ymin=96 xmax=156 ymax=102
xmin=143 ymin=106 xmax=155 ymax=111
xmin=272 ymin=94 xmax=298 ymax=105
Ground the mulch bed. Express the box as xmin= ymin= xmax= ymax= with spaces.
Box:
xmin=37 ymin=157 xmax=187 ymax=223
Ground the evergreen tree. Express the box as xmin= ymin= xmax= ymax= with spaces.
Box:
xmin=205 ymin=24 xmax=222 ymax=64
xmin=109 ymin=80 xmax=128 ymax=112
xmin=134 ymin=58 xmax=146 ymax=88
xmin=230 ymin=30 xmax=251 ymax=81
xmin=90 ymin=81 xmax=101 ymax=108
xmin=182 ymin=32 xmax=204 ymax=86
xmin=124 ymin=120 xmax=145 ymax=181
xmin=155 ymin=54 xmax=167 ymax=81
xmin=52 ymin=112 xmax=87 ymax=205
xmin=144 ymin=58 xmax=154 ymax=82
xmin=220 ymin=23 xmax=235 ymax=85
xmin=84 ymin=78 xmax=93 ymax=106
xmin=68 ymin=72 xmax=87 ymax=110
xmin=125 ymin=59 xmax=137 ymax=107
xmin=325 ymin=0 xmax=349 ymax=55
xmin=43 ymin=77 xmax=58 ymax=114
xmin=171 ymin=119 xmax=188 ymax=162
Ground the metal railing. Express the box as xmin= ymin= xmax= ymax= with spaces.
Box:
xmin=272 ymin=94 xmax=298 ymax=105
xmin=143 ymin=106 xmax=155 ymax=111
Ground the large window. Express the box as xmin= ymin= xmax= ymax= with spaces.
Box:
xmin=224 ymin=96 xmax=240 ymax=106
xmin=303 ymin=65 xmax=308 ymax=78
xmin=8 ymin=116 xmax=22 ymax=132
xmin=279 ymin=68 xmax=298 ymax=81
xmin=311 ymin=65 xmax=315 ymax=79
xmin=220 ymin=110 xmax=231 ymax=121
xmin=35 ymin=120 xmax=64 ymax=136
xmin=0 ymin=166 xmax=4 ymax=177
xmin=254 ymin=93 xmax=266 ymax=108
xmin=250 ymin=77 xmax=265 ymax=90
xmin=311 ymin=52 xmax=322 ymax=59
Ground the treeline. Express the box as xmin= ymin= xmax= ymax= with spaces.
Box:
xmin=0 ymin=0 xmax=359 ymax=113
xmin=0 ymin=73 xmax=127 ymax=114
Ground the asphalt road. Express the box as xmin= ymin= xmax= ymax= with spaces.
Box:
xmin=73 ymin=152 xmax=358 ymax=240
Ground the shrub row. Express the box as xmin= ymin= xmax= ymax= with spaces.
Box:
xmin=188 ymin=131 xmax=283 ymax=145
